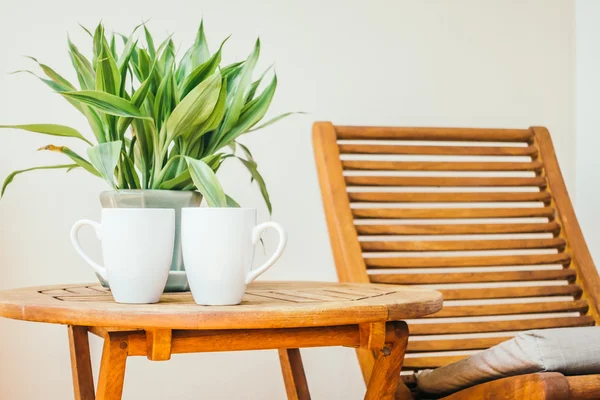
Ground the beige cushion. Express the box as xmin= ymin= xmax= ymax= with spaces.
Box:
xmin=416 ymin=327 xmax=600 ymax=395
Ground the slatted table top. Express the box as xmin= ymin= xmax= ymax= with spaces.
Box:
xmin=0 ymin=281 xmax=442 ymax=330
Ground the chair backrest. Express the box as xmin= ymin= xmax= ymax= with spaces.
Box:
xmin=313 ymin=122 xmax=600 ymax=370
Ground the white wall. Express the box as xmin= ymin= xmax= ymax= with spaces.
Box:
xmin=0 ymin=1 xmax=575 ymax=399
xmin=575 ymin=0 xmax=600 ymax=262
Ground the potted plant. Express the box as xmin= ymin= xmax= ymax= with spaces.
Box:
xmin=1 ymin=21 xmax=295 ymax=291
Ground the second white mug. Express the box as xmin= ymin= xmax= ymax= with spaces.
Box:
xmin=181 ymin=208 xmax=287 ymax=305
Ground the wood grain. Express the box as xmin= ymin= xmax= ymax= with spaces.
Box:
xmin=533 ymin=126 xmax=600 ymax=322
xmin=436 ymin=284 xmax=582 ymax=300
xmin=146 ymin=329 xmax=172 ymax=361
xmin=124 ymin=326 xmax=362 ymax=356
xmin=338 ymin=143 xmax=538 ymax=156
xmin=365 ymin=253 xmax=571 ymax=268
xmin=313 ymin=122 xmax=381 ymax=380
xmin=348 ymin=191 xmax=552 ymax=204
xmin=409 ymin=316 xmax=594 ymax=335
xmin=345 ymin=176 xmax=546 ymax=187
xmin=342 ymin=160 xmax=543 ymax=171
xmin=279 ymin=349 xmax=311 ymax=400
xmin=352 ymin=207 xmax=554 ymax=219
xmin=68 ymin=326 xmax=95 ymax=400
xmin=96 ymin=332 xmax=128 ymax=400
xmin=313 ymin=123 xmax=600 ymax=399
xmin=0 ymin=281 xmax=442 ymax=330
xmin=370 ymin=269 xmax=576 ymax=284
xmin=364 ymin=322 xmax=409 ymax=400
xmin=407 ymin=336 xmax=511 ymax=352
xmin=356 ymin=221 xmax=560 ymax=235
xmin=440 ymin=372 xmax=569 ymax=400
xmin=361 ymin=237 xmax=565 ymax=252
xmin=424 ymin=300 xmax=588 ymax=318
xmin=567 ymin=375 xmax=600 ymax=399
xmin=335 ymin=126 xmax=533 ymax=142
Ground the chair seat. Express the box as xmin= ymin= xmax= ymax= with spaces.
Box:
xmin=416 ymin=327 xmax=600 ymax=396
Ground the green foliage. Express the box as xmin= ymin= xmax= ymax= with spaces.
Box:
xmin=1 ymin=21 xmax=297 ymax=212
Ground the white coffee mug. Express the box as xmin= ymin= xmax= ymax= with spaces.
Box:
xmin=70 ymin=208 xmax=175 ymax=304
xmin=181 ymin=208 xmax=287 ymax=305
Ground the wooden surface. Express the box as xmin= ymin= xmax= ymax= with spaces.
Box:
xmin=441 ymin=372 xmax=570 ymax=400
xmin=96 ymin=331 xmax=128 ymax=400
xmin=364 ymin=321 xmax=409 ymax=400
xmin=0 ymin=280 xmax=441 ymax=398
xmin=68 ymin=326 xmax=95 ymax=400
xmin=279 ymin=349 xmax=311 ymax=400
xmin=0 ymin=281 xmax=441 ymax=330
xmin=62 ymin=321 xmax=426 ymax=399
xmin=312 ymin=122 xmax=600 ymax=392
xmin=567 ymin=375 xmax=600 ymax=399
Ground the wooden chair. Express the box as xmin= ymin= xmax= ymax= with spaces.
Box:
xmin=312 ymin=122 xmax=600 ymax=399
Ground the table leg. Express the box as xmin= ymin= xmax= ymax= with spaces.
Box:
xmin=96 ymin=332 xmax=129 ymax=400
xmin=68 ymin=326 xmax=95 ymax=400
xmin=364 ymin=321 xmax=410 ymax=400
xmin=279 ymin=348 xmax=311 ymax=400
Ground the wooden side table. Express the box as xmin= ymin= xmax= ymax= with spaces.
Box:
xmin=0 ymin=281 xmax=442 ymax=399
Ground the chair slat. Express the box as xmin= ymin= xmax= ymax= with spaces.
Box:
xmin=356 ymin=222 xmax=560 ymax=235
xmin=369 ymin=269 xmax=576 ymax=284
xmin=335 ymin=126 xmax=533 ymax=142
xmin=361 ymin=238 xmax=565 ymax=252
xmin=345 ymin=176 xmax=546 ymax=187
xmin=409 ymin=315 xmax=594 ymax=335
xmin=348 ymin=191 xmax=552 ymax=204
xmin=407 ymin=337 xmax=511 ymax=352
xmin=365 ymin=253 xmax=571 ymax=268
xmin=342 ymin=160 xmax=543 ymax=172
xmin=438 ymin=285 xmax=581 ymax=301
xmin=403 ymin=355 xmax=468 ymax=369
xmin=425 ymin=300 xmax=589 ymax=318
xmin=338 ymin=144 xmax=538 ymax=157
xmin=353 ymin=207 xmax=554 ymax=220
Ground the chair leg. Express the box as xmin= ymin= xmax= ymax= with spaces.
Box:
xmin=68 ymin=326 xmax=96 ymax=400
xmin=278 ymin=348 xmax=311 ymax=400
xmin=96 ymin=332 xmax=129 ymax=400
xmin=364 ymin=322 xmax=410 ymax=400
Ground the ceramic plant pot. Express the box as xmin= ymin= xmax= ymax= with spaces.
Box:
xmin=99 ymin=190 xmax=202 ymax=292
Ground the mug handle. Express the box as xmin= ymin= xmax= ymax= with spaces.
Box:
xmin=245 ymin=222 xmax=287 ymax=284
xmin=70 ymin=219 xmax=108 ymax=281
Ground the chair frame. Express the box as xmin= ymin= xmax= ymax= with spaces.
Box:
xmin=312 ymin=122 xmax=600 ymax=399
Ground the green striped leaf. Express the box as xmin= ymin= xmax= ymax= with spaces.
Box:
xmin=87 ymin=141 xmax=123 ymax=188
xmin=165 ymin=72 xmax=221 ymax=143
xmin=216 ymin=74 xmax=277 ymax=149
xmin=246 ymin=111 xmax=304 ymax=133
xmin=185 ymin=156 xmax=226 ymax=207
xmin=67 ymin=38 xmax=95 ymax=90
xmin=225 ymin=195 xmax=240 ymax=208
xmin=158 ymin=169 xmax=192 ymax=190
xmin=96 ymin=39 xmax=121 ymax=95
xmin=0 ymin=124 xmax=92 ymax=145
xmin=2 ymin=164 xmax=78 ymax=197
xmin=25 ymin=56 xmax=76 ymax=91
xmin=190 ymin=78 xmax=227 ymax=144
xmin=144 ymin=25 xmax=156 ymax=59
xmin=180 ymin=37 xmax=228 ymax=98
xmin=218 ymin=39 xmax=260 ymax=135
xmin=236 ymin=156 xmax=272 ymax=214
xmin=38 ymin=145 xmax=100 ymax=177
xmin=60 ymin=90 xmax=152 ymax=120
